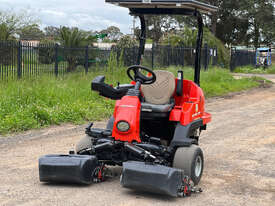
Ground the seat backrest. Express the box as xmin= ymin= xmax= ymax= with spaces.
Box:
xmin=141 ymin=70 xmax=175 ymax=105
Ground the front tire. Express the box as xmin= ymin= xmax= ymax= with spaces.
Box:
xmin=106 ymin=115 xmax=114 ymax=131
xmin=75 ymin=135 xmax=93 ymax=154
xmin=173 ymin=145 xmax=204 ymax=185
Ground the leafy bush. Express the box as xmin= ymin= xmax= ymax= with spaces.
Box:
xmin=0 ymin=41 xmax=17 ymax=65
xmin=161 ymin=27 xmax=230 ymax=68
xmin=114 ymin=35 xmax=138 ymax=66
xmin=38 ymin=40 xmax=55 ymax=64
xmin=60 ymin=27 xmax=96 ymax=72
xmin=75 ymin=47 xmax=101 ymax=67
xmin=116 ymin=35 xmax=137 ymax=49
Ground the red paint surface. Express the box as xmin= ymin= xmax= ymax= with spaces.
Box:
xmin=111 ymin=78 xmax=211 ymax=142
xmin=112 ymin=95 xmax=141 ymax=142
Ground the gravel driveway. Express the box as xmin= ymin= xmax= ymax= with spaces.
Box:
xmin=0 ymin=82 xmax=275 ymax=206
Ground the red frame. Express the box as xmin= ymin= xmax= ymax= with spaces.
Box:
xmin=170 ymin=79 xmax=211 ymax=126
xmin=112 ymin=78 xmax=211 ymax=143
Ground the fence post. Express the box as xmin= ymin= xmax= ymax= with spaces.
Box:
xmin=215 ymin=46 xmax=218 ymax=66
xmin=54 ymin=44 xmax=58 ymax=76
xmin=151 ymin=43 xmax=154 ymax=69
xmin=230 ymin=47 xmax=235 ymax=72
xmin=17 ymin=41 xmax=22 ymax=79
xmin=182 ymin=44 xmax=185 ymax=67
xmin=85 ymin=45 xmax=89 ymax=74
xmin=204 ymin=43 xmax=208 ymax=70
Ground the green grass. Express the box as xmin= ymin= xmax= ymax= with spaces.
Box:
xmin=0 ymin=67 xmax=260 ymax=135
xmin=234 ymin=65 xmax=275 ymax=74
xmin=166 ymin=67 xmax=259 ymax=97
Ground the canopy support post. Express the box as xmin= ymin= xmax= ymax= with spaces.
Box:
xmin=194 ymin=11 xmax=203 ymax=86
xmin=137 ymin=15 xmax=146 ymax=65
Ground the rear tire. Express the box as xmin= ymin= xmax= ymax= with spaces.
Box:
xmin=173 ymin=145 xmax=204 ymax=185
xmin=75 ymin=135 xmax=93 ymax=154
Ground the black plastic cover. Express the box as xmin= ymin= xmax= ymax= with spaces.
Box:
xmin=121 ymin=161 xmax=183 ymax=197
xmin=86 ymin=127 xmax=112 ymax=138
xmin=39 ymin=154 xmax=98 ymax=184
xmin=170 ymin=120 xmax=203 ymax=148
xmin=91 ymin=75 xmax=134 ymax=100
xmin=176 ymin=70 xmax=183 ymax=96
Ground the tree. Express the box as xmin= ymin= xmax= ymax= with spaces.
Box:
xmin=205 ymin=0 xmax=223 ymax=35
xmin=116 ymin=35 xmax=137 ymax=49
xmin=134 ymin=16 xmax=169 ymax=44
xmin=114 ymin=35 xmax=138 ymax=66
xmin=44 ymin=26 xmax=60 ymax=40
xmin=161 ymin=26 xmax=230 ymax=67
xmin=59 ymin=26 xmax=96 ymax=72
xmin=0 ymin=9 xmax=39 ymax=39
xmin=242 ymin=0 xmax=275 ymax=47
xmin=146 ymin=16 xmax=164 ymax=44
xmin=0 ymin=23 xmax=12 ymax=40
xmin=100 ymin=26 xmax=123 ymax=42
xmin=38 ymin=39 xmax=55 ymax=65
xmin=18 ymin=24 xmax=44 ymax=40
xmin=60 ymin=27 xmax=90 ymax=47
xmin=205 ymin=0 xmax=274 ymax=47
xmin=214 ymin=1 xmax=249 ymax=46
xmin=0 ymin=23 xmax=17 ymax=65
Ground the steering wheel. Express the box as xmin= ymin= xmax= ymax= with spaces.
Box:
xmin=127 ymin=65 xmax=156 ymax=85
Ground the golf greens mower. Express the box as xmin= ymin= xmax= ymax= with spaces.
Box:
xmin=39 ymin=0 xmax=217 ymax=197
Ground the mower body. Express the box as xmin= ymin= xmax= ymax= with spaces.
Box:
xmin=111 ymin=78 xmax=210 ymax=145
xmin=112 ymin=95 xmax=141 ymax=142
xmin=39 ymin=0 xmax=216 ymax=197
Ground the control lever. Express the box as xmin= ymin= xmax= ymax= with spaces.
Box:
xmin=85 ymin=122 xmax=94 ymax=134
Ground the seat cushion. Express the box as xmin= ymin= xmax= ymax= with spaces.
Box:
xmin=141 ymin=70 xmax=175 ymax=105
xmin=141 ymin=102 xmax=175 ymax=113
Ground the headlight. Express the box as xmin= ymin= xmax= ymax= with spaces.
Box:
xmin=117 ymin=121 xmax=130 ymax=132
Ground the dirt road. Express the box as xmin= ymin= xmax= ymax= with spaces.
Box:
xmin=1 ymin=84 xmax=275 ymax=206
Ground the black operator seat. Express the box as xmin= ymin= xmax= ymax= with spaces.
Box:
xmin=141 ymin=70 xmax=175 ymax=117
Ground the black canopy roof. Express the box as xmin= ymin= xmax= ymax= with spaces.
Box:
xmin=105 ymin=0 xmax=217 ymax=14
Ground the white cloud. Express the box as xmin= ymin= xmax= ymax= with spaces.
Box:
xmin=0 ymin=0 xmax=133 ymax=33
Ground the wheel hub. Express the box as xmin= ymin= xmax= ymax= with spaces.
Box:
xmin=195 ymin=156 xmax=202 ymax=177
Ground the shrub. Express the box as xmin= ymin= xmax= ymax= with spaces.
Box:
xmin=114 ymin=35 xmax=138 ymax=66
xmin=38 ymin=40 xmax=55 ymax=64
xmin=161 ymin=27 xmax=230 ymax=68
xmin=0 ymin=41 xmax=17 ymax=65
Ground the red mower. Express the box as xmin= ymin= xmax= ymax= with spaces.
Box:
xmin=39 ymin=0 xmax=217 ymax=197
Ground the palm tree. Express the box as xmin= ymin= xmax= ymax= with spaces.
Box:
xmin=60 ymin=27 xmax=96 ymax=72
xmin=60 ymin=27 xmax=87 ymax=47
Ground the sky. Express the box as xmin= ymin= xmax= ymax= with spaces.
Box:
xmin=0 ymin=0 xmax=133 ymax=34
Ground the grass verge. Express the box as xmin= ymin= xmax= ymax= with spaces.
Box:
xmin=234 ymin=65 xmax=275 ymax=74
xmin=0 ymin=67 xmax=261 ymax=135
